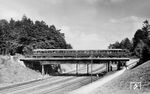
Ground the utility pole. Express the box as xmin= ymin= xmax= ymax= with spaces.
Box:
xmin=91 ymin=51 xmax=93 ymax=83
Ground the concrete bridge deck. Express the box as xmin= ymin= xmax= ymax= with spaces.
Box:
xmin=20 ymin=57 xmax=129 ymax=63
xmin=20 ymin=57 xmax=130 ymax=76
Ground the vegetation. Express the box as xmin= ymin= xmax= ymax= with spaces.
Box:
xmin=108 ymin=38 xmax=132 ymax=52
xmin=97 ymin=61 xmax=150 ymax=94
xmin=0 ymin=15 xmax=72 ymax=55
xmin=0 ymin=55 xmax=42 ymax=84
xmin=108 ymin=20 xmax=150 ymax=63
xmin=0 ymin=15 xmax=73 ymax=75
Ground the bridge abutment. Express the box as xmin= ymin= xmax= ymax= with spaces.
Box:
xmin=87 ymin=64 xmax=89 ymax=74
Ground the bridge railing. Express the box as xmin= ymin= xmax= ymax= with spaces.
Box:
xmin=24 ymin=49 xmax=129 ymax=59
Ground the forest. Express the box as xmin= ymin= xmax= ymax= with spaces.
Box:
xmin=109 ymin=20 xmax=150 ymax=63
xmin=1 ymin=15 xmax=150 ymax=64
xmin=0 ymin=15 xmax=72 ymax=55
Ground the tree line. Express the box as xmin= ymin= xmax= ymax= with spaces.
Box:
xmin=108 ymin=20 xmax=150 ymax=63
xmin=0 ymin=15 xmax=72 ymax=55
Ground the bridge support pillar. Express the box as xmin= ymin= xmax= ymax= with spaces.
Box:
xmin=106 ymin=61 xmax=113 ymax=72
xmin=109 ymin=61 xmax=112 ymax=71
xmin=123 ymin=61 xmax=127 ymax=68
xmin=76 ymin=63 xmax=78 ymax=75
xmin=117 ymin=61 xmax=121 ymax=70
xmin=106 ymin=62 xmax=108 ymax=72
xmin=106 ymin=61 xmax=110 ymax=72
xmin=124 ymin=61 xmax=127 ymax=68
xmin=91 ymin=61 xmax=93 ymax=83
xmin=41 ymin=64 xmax=45 ymax=76
xmin=87 ymin=64 xmax=89 ymax=74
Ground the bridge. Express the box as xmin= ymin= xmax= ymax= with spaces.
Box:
xmin=20 ymin=49 xmax=130 ymax=76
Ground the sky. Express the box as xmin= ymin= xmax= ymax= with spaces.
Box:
xmin=0 ymin=0 xmax=150 ymax=49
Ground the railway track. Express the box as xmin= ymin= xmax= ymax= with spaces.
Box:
xmin=39 ymin=68 xmax=105 ymax=94
xmin=0 ymin=64 xmax=105 ymax=94
xmin=13 ymin=66 xmax=104 ymax=94
xmin=0 ymin=59 xmax=137 ymax=94
xmin=0 ymin=64 xmax=90 ymax=92
xmin=35 ymin=77 xmax=99 ymax=94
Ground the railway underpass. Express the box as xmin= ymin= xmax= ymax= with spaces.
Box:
xmin=0 ymin=49 xmax=131 ymax=94
xmin=0 ymin=59 xmax=138 ymax=94
xmin=20 ymin=57 xmax=130 ymax=76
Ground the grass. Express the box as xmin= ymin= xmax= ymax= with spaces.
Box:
xmin=0 ymin=55 xmax=42 ymax=84
xmin=94 ymin=60 xmax=150 ymax=94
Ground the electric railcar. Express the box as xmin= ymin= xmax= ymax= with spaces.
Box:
xmin=25 ymin=49 xmax=129 ymax=58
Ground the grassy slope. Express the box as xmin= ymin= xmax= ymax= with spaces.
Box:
xmin=94 ymin=61 xmax=150 ymax=94
xmin=0 ymin=55 xmax=42 ymax=84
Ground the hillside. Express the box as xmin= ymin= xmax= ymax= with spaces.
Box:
xmin=94 ymin=61 xmax=150 ymax=94
xmin=0 ymin=55 xmax=42 ymax=85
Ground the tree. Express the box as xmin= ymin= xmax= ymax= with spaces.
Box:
xmin=120 ymin=38 xmax=132 ymax=51
xmin=140 ymin=45 xmax=150 ymax=63
xmin=0 ymin=15 xmax=73 ymax=55
xmin=109 ymin=20 xmax=150 ymax=63
xmin=108 ymin=41 xmax=120 ymax=49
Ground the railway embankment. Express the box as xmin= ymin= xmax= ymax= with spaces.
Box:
xmin=91 ymin=60 xmax=150 ymax=94
xmin=70 ymin=59 xmax=147 ymax=94
xmin=0 ymin=55 xmax=42 ymax=87
xmin=0 ymin=55 xmax=85 ymax=88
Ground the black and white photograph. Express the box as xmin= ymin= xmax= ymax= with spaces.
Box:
xmin=0 ymin=0 xmax=149 ymax=94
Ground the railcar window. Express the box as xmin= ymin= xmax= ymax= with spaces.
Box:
xmin=93 ymin=51 xmax=95 ymax=53
xmin=96 ymin=50 xmax=98 ymax=53
xmin=33 ymin=51 xmax=36 ymax=54
xmin=62 ymin=51 xmax=64 ymax=53
xmin=102 ymin=50 xmax=105 ymax=53
xmin=72 ymin=51 xmax=76 ymax=53
xmin=107 ymin=51 xmax=110 ymax=54
xmin=55 ymin=51 xmax=57 ymax=53
xmin=115 ymin=51 xmax=117 ymax=53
